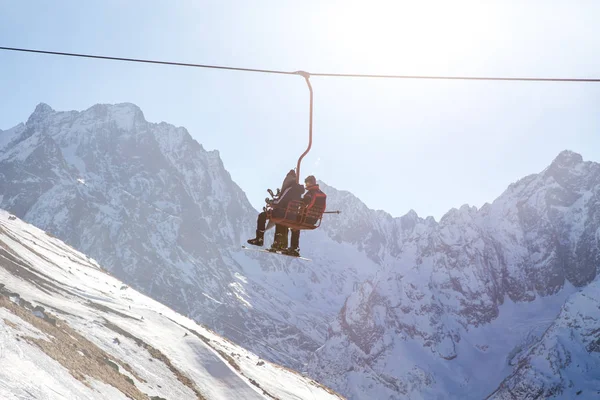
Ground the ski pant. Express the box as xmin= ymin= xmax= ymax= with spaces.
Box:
xmin=256 ymin=210 xmax=290 ymax=247
xmin=273 ymin=226 xmax=300 ymax=249
xmin=274 ymin=224 xmax=288 ymax=248
xmin=290 ymin=229 xmax=300 ymax=249
xmin=256 ymin=211 xmax=268 ymax=232
xmin=256 ymin=208 xmax=287 ymax=231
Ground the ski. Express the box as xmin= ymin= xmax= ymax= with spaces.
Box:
xmin=241 ymin=245 xmax=311 ymax=261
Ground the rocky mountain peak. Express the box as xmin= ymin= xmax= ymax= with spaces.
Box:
xmin=34 ymin=102 xmax=55 ymax=114
xmin=80 ymin=102 xmax=147 ymax=131
xmin=403 ymin=209 xmax=419 ymax=219
xmin=550 ymin=149 xmax=584 ymax=168
xmin=26 ymin=102 xmax=55 ymax=125
xmin=542 ymin=149 xmax=587 ymax=187
xmin=399 ymin=209 xmax=421 ymax=230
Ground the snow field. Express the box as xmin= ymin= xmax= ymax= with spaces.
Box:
xmin=0 ymin=209 xmax=343 ymax=399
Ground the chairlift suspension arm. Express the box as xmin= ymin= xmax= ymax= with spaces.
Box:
xmin=294 ymin=71 xmax=313 ymax=185
xmin=265 ymin=73 xmax=340 ymax=231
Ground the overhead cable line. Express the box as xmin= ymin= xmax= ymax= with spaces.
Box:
xmin=0 ymin=46 xmax=295 ymax=76
xmin=2 ymin=46 xmax=600 ymax=83
xmin=310 ymin=72 xmax=600 ymax=82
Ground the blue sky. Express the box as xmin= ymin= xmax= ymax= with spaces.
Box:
xmin=1 ymin=1 xmax=599 ymax=220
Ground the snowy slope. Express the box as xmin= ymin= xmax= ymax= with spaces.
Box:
xmin=488 ymin=277 xmax=600 ymax=399
xmin=0 ymin=209 xmax=344 ymax=399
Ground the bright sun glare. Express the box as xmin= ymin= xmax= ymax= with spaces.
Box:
xmin=324 ymin=2 xmax=496 ymax=73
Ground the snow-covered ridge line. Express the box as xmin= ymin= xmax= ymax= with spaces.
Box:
xmin=0 ymin=209 xmax=344 ymax=400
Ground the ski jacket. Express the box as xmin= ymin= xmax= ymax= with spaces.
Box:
xmin=280 ymin=170 xmax=296 ymax=193
xmin=272 ymin=170 xmax=304 ymax=209
xmin=302 ymin=184 xmax=327 ymax=213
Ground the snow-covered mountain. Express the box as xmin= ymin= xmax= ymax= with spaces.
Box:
xmin=0 ymin=209 xmax=343 ymax=399
xmin=0 ymin=103 xmax=377 ymax=373
xmin=308 ymin=151 xmax=600 ymax=399
xmin=2 ymin=103 xmax=599 ymax=399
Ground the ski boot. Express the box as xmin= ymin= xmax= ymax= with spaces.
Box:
xmin=283 ymin=247 xmax=300 ymax=257
xmin=247 ymin=230 xmax=264 ymax=247
xmin=269 ymin=230 xmax=288 ymax=252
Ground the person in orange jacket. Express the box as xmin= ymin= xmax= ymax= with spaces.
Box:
xmin=284 ymin=175 xmax=326 ymax=256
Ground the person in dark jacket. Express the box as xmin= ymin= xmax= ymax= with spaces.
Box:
xmin=284 ymin=175 xmax=327 ymax=256
xmin=247 ymin=169 xmax=304 ymax=248
xmin=269 ymin=170 xmax=305 ymax=249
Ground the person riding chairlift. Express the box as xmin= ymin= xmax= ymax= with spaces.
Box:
xmin=285 ymin=175 xmax=326 ymax=256
xmin=247 ymin=169 xmax=304 ymax=249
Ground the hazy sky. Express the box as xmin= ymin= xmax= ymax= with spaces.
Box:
xmin=1 ymin=1 xmax=599 ymax=220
